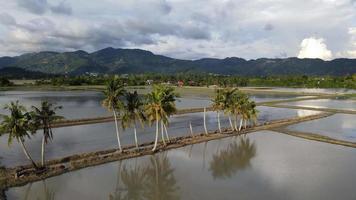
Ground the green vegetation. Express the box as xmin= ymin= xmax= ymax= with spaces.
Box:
xmin=1 ymin=47 xmax=356 ymax=76
xmin=212 ymin=88 xmax=258 ymax=132
xmin=0 ymin=101 xmax=39 ymax=169
xmin=29 ymin=74 xmax=356 ymax=89
xmin=121 ymin=91 xmax=146 ymax=150
xmin=29 ymin=101 xmax=63 ymax=167
xmin=145 ymin=85 xmax=179 ymax=151
xmin=102 ymin=78 xmax=127 ymax=152
xmin=0 ymin=78 xmax=13 ymax=87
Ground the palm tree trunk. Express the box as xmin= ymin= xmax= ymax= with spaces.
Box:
xmin=163 ymin=123 xmax=170 ymax=142
xmin=113 ymin=109 xmax=122 ymax=152
xmin=244 ymin=120 xmax=247 ymax=129
xmin=41 ymin=135 xmax=45 ymax=166
xmin=152 ymin=111 xmax=159 ymax=152
xmin=19 ymin=139 xmax=38 ymax=169
xmin=228 ymin=115 xmax=234 ymax=131
xmin=239 ymin=118 xmax=243 ymax=131
xmin=134 ymin=125 xmax=139 ymax=150
xmin=234 ymin=115 xmax=238 ymax=131
xmin=203 ymin=107 xmax=208 ymax=135
xmin=189 ymin=121 xmax=194 ymax=137
xmin=217 ymin=112 xmax=222 ymax=133
xmin=160 ymin=120 xmax=166 ymax=146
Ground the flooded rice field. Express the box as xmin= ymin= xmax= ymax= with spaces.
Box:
xmin=286 ymin=114 xmax=356 ymax=142
xmin=0 ymin=106 xmax=320 ymax=167
xmin=6 ymin=131 xmax=356 ymax=200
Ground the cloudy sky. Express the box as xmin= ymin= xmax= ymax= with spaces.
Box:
xmin=0 ymin=0 xmax=356 ymax=60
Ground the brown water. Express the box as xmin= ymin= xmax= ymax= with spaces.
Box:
xmin=6 ymin=131 xmax=356 ymax=200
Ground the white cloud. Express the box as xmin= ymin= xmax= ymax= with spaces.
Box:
xmin=297 ymin=37 xmax=333 ymax=60
xmin=0 ymin=0 xmax=356 ymax=59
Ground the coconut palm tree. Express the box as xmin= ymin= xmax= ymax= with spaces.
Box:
xmin=145 ymin=85 xmax=178 ymax=151
xmin=0 ymin=101 xmax=38 ymax=168
xmin=121 ymin=91 xmax=146 ymax=150
xmin=221 ymin=88 xmax=238 ymax=131
xmin=211 ymin=89 xmax=224 ymax=133
xmin=247 ymin=101 xmax=258 ymax=128
xmin=102 ymin=78 xmax=126 ymax=152
xmin=29 ymin=101 xmax=63 ymax=167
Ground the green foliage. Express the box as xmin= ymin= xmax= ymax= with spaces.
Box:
xmin=102 ymin=78 xmax=126 ymax=111
xmin=1 ymin=48 xmax=355 ymax=76
xmin=29 ymin=101 xmax=63 ymax=143
xmin=121 ymin=91 xmax=146 ymax=129
xmin=33 ymin=73 xmax=356 ymax=89
xmin=145 ymin=85 xmax=179 ymax=126
xmin=0 ymin=77 xmax=13 ymax=87
xmin=0 ymin=101 xmax=32 ymax=145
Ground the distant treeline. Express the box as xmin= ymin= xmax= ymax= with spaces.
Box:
xmin=30 ymin=73 xmax=356 ymax=89
xmin=0 ymin=77 xmax=13 ymax=87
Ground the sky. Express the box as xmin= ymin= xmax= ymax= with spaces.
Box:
xmin=0 ymin=0 xmax=356 ymax=60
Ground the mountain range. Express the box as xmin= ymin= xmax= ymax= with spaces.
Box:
xmin=0 ymin=47 xmax=355 ymax=76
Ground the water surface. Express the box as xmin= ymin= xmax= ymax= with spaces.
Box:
xmin=0 ymin=90 xmax=311 ymax=119
xmin=280 ymin=99 xmax=356 ymax=111
xmin=0 ymin=107 xmax=320 ymax=167
xmin=6 ymin=131 xmax=356 ymax=200
xmin=287 ymin=114 xmax=356 ymax=142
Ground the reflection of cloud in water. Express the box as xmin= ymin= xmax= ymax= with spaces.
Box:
xmin=296 ymin=109 xmax=320 ymax=117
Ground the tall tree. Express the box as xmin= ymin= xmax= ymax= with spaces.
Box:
xmin=211 ymin=89 xmax=224 ymax=133
xmin=145 ymin=85 xmax=178 ymax=151
xmin=102 ymin=78 xmax=126 ymax=152
xmin=121 ymin=91 xmax=146 ymax=150
xmin=0 ymin=101 xmax=38 ymax=168
xmin=29 ymin=101 xmax=63 ymax=167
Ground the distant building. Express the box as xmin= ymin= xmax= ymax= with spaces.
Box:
xmin=177 ymin=80 xmax=184 ymax=87
xmin=146 ymin=80 xmax=153 ymax=85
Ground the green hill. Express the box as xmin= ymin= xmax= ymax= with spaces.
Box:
xmin=0 ymin=47 xmax=355 ymax=76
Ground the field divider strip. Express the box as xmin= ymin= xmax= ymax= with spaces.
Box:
xmin=272 ymin=128 xmax=356 ymax=148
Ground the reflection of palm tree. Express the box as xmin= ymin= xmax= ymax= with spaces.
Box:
xmin=23 ymin=181 xmax=55 ymax=200
xmin=41 ymin=180 xmax=55 ymax=200
xmin=110 ymin=161 xmax=124 ymax=200
xmin=209 ymin=137 xmax=256 ymax=179
xmin=120 ymin=159 xmax=146 ymax=200
xmin=143 ymin=154 xmax=180 ymax=200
